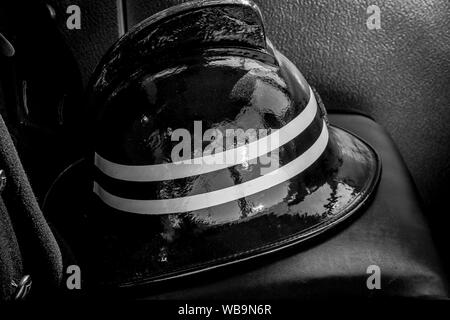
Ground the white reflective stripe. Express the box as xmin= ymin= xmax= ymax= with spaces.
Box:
xmin=95 ymin=86 xmax=318 ymax=182
xmin=93 ymin=120 xmax=329 ymax=215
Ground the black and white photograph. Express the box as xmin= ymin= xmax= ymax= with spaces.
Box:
xmin=0 ymin=0 xmax=449 ymax=312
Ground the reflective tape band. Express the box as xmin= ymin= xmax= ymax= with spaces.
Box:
xmin=93 ymin=120 xmax=329 ymax=215
xmin=95 ymin=86 xmax=318 ymax=182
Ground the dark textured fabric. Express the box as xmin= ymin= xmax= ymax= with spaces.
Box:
xmin=0 ymin=0 xmax=85 ymax=202
xmin=0 ymin=114 xmax=63 ymax=299
xmin=124 ymin=0 xmax=450 ymax=270
xmin=0 ymin=197 xmax=23 ymax=301
xmin=135 ymin=114 xmax=448 ymax=299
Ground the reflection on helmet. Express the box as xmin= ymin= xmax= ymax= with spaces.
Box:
xmin=44 ymin=0 xmax=380 ymax=288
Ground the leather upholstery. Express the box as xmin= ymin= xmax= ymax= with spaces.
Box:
xmin=133 ymin=113 xmax=448 ymax=299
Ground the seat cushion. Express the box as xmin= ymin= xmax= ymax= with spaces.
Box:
xmin=136 ymin=113 xmax=448 ymax=299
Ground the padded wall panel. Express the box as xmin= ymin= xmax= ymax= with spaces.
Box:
xmin=46 ymin=0 xmax=120 ymax=86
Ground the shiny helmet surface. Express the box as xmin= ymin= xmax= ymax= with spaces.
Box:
xmin=44 ymin=0 xmax=381 ymax=289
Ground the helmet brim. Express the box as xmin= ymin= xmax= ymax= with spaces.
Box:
xmin=43 ymin=124 xmax=380 ymax=289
